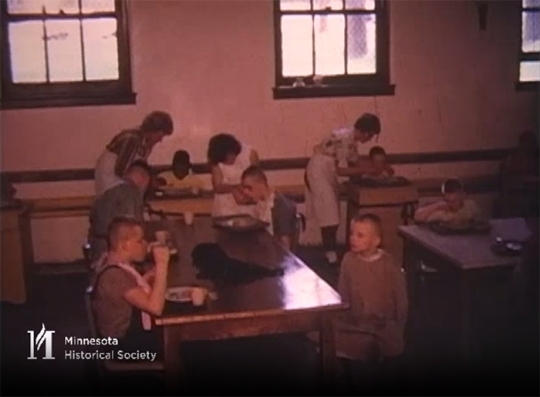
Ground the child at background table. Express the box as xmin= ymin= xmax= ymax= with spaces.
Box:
xmin=240 ymin=166 xmax=298 ymax=250
xmin=334 ymin=213 xmax=408 ymax=390
xmin=414 ymin=178 xmax=481 ymax=223
xmin=365 ymin=146 xmax=395 ymax=178
xmin=156 ymin=150 xmax=205 ymax=192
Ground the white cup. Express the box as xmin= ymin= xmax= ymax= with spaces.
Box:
xmin=191 ymin=287 xmax=207 ymax=306
xmin=184 ymin=211 xmax=194 ymax=225
xmin=155 ymin=230 xmax=169 ymax=245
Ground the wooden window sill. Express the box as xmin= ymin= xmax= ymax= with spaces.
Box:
xmin=272 ymin=84 xmax=396 ymax=100
xmin=515 ymin=81 xmax=539 ymax=92
xmin=1 ymin=92 xmax=137 ymax=110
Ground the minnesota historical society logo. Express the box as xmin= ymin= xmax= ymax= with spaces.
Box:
xmin=28 ymin=323 xmax=55 ymax=360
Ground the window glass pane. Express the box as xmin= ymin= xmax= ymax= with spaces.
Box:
xmin=82 ymin=18 xmax=119 ymax=80
xmin=347 ymin=14 xmax=376 ymax=74
xmin=7 ymin=0 xmax=79 ymax=14
xmin=313 ymin=0 xmax=343 ymax=11
xmin=314 ymin=14 xmax=345 ymax=75
xmin=280 ymin=0 xmax=311 ymax=11
xmin=523 ymin=0 xmax=540 ymax=8
xmin=522 ymin=11 xmax=539 ymax=52
xmin=345 ymin=0 xmax=375 ymax=10
xmin=81 ymin=0 xmax=116 ymax=14
xmin=281 ymin=15 xmax=313 ymax=77
xmin=520 ymin=60 xmax=540 ymax=82
xmin=8 ymin=21 xmax=47 ymax=83
xmin=45 ymin=20 xmax=83 ymax=82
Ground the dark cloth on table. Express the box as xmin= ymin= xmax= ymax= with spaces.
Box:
xmin=191 ymin=243 xmax=284 ymax=284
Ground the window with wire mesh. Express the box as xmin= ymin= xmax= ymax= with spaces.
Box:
xmin=273 ymin=0 xmax=391 ymax=96
xmin=519 ymin=0 xmax=539 ymax=84
xmin=1 ymin=0 xmax=135 ymax=109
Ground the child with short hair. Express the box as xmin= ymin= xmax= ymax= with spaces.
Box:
xmin=92 ymin=216 xmax=170 ymax=359
xmin=334 ymin=213 xmax=408 ymax=366
xmin=414 ymin=178 xmax=481 ymax=223
xmin=366 ymin=146 xmax=395 ymax=178
xmin=156 ymin=150 xmax=205 ymax=191
xmin=240 ymin=166 xmax=298 ymax=250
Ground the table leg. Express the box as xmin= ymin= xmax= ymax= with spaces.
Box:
xmin=458 ymin=272 xmax=471 ymax=362
xmin=164 ymin=325 xmax=183 ymax=393
xmin=319 ymin=313 xmax=337 ymax=391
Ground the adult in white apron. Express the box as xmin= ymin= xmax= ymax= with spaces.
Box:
xmin=95 ymin=111 xmax=174 ymax=196
xmin=207 ymin=133 xmax=259 ymax=217
xmin=305 ymin=113 xmax=381 ymax=265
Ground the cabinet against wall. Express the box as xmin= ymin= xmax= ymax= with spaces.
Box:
xmin=1 ymin=206 xmax=34 ymax=304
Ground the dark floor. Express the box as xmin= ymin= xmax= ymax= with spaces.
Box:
xmin=1 ymin=246 xmax=538 ymax=396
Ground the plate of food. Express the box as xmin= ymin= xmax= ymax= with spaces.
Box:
xmin=165 ymin=286 xmax=194 ymax=303
xmin=428 ymin=219 xmax=492 ymax=235
xmin=212 ymin=215 xmax=269 ymax=232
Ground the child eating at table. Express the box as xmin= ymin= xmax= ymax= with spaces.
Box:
xmin=156 ymin=150 xmax=205 ymax=192
xmin=414 ymin=178 xmax=481 ymax=223
xmin=92 ymin=216 xmax=170 ymax=359
xmin=334 ymin=213 xmax=408 ymax=390
xmin=365 ymin=146 xmax=395 ymax=178
xmin=240 ymin=166 xmax=298 ymax=250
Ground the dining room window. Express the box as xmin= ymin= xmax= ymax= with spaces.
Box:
xmin=0 ymin=0 xmax=135 ymax=109
xmin=518 ymin=0 xmax=539 ymax=90
xmin=272 ymin=0 xmax=394 ymax=99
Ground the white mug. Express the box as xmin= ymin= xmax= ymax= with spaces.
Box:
xmin=184 ymin=211 xmax=194 ymax=225
xmin=191 ymin=287 xmax=207 ymax=306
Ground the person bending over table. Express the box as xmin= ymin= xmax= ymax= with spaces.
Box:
xmin=305 ymin=113 xmax=382 ymax=265
xmin=88 ymin=160 xmax=153 ymax=264
xmin=207 ymin=133 xmax=259 ymax=217
xmin=240 ymin=166 xmax=298 ymax=250
xmin=95 ymin=111 xmax=174 ymax=196
xmin=92 ymin=216 xmax=170 ymax=359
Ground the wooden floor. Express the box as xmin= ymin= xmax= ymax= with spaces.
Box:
xmin=1 ymin=246 xmax=538 ymax=396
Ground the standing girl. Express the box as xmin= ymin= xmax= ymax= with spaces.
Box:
xmin=207 ymin=133 xmax=260 ymax=217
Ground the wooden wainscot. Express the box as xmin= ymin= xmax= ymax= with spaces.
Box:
xmin=346 ymin=179 xmax=419 ymax=266
xmin=1 ymin=202 xmax=34 ymax=303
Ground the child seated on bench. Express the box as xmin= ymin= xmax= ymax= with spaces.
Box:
xmin=156 ymin=150 xmax=205 ymax=192
xmin=414 ymin=178 xmax=481 ymax=223
xmin=92 ymin=216 xmax=170 ymax=358
xmin=240 ymin=166 xmax=298 ymax=250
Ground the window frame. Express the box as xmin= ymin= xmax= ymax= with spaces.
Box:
xmin=0 ymin=0 xmax=136 ymax=109
xmin=272 ymin=0 xmax=394 ymax=100
xmin=516 ymin=0 xmax=539 ymax=91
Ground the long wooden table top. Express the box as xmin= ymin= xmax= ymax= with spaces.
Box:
xmin=148 ymin=218 xmax=345 ymax=326
xmin=398 ymin=218 xmax=534 ymax=270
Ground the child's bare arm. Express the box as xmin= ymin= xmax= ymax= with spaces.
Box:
xmin=414 ymin=200 xmax=447 ymax=222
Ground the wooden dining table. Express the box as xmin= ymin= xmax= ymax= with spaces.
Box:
xmin=146 ymin=217 xmax=347 ymax=392
xmin=398 ymin=217 xmax=534 ymax=363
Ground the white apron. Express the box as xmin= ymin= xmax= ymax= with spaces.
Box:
xmin=95 ymin=150 xmax=124 ymax=197
xmin=212 ymin=144 xmax=256 ymax=217
xmin=305 ymin=153 xmax=340 ymax=227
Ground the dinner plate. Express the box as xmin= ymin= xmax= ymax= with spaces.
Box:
xmin=212 ymin=215 xmax=269 ymax=232
xmin=165 ymin=286 xmax=193 ymax=302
